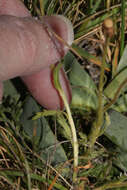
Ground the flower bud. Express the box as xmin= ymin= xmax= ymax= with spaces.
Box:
xmin=103 ymin=18 xmax=114 ymax=38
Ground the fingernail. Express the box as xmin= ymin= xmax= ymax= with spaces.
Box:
xmin=41 ymin=15 xmax=74 ymax=56
xmin=52 ymin=15 xmax=74 ymax=46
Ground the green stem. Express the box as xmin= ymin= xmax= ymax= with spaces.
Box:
xmin=53 ymin=63 xmax=79 ymax=182
xmin=87 ymin=38 xmax=109 ymax=153
xmin=39 ymin=0 xmax=44 ymax=16
xmin=59 ymin=90 xmax=79 ymax=181
xmin=120 ymin=0 xmax=125 ymax=57
xmin=107 ymin=0 xmax=111 ymax=9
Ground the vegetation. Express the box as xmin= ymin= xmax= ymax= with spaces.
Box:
xmin=0 ymin=0 xmax=127 ymax=189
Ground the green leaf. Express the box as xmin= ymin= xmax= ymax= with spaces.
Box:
xmin=104 ymin=45 xmax=127 ymax=103
xmin=64 ymin=51 xmax=96 ymax=90
xmin=115 ymin=148 xmax=127 ymax=171
xmin=57 ymin=114 xmax=72 ymax=141
xmin=104 ymin=67 xmax=127 ymax=100
xmin=71 ymin=87 xmax=98 ymax=110
xmin=32 ymin=110 xmax=59 ymax=120
xmin=103 ymin=45 xmax=127 ymax=112
xmin=72 ymin=44 xmax=110 ymax=70
xmin=63 ymin=51 xmax=76 ymax=72
xmin=69 ymin=60 xmax=96 ymax=89
xmin=117 ymin=45 xmax=127 ymax=73
xmin=64 ymin=54 xmax=98 ymax=110
xmin=52 ymin=63 xmax=63 ymax=91
xmin=104 ymin=110 xmax=127 ymax=170
xmin=0 ymin=170 xmax=68 ymax=190
xmin=3 ymin=80 xmax=19 ymax=97
xmin=20 ymin=96 xmax=67 ymax=165
xmin=105 ymin=110 xmax=127 ymax=152
xmin=111 ymin=94 xmax=127 ymax=112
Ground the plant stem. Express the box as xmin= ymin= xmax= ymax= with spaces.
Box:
xmin=53 ymin=63 xmax=79 ymax=182
xmin=86 ymin=38 xmax=109 ymax=153
xmin=107 ymin=0 xmax=111 ymax=9
xmin=59 ymin=90 xmax=79 ymax=181
xmin=39 ymin=0 xmax=44 ymax=16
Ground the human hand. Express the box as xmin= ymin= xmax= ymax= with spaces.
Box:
xmin=0 ymin=0 xmax=74 ymax=109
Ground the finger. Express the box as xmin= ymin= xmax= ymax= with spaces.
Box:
xmin=22 ymin=15 xmax=73 ymax=109
xmin=0 ymin=1 xmax=74 ymax=110
xmin=0 ymin=15 xmax=73 ymax=81
xmin=0 ymin=0 xmax=30 ymax=101
xmin=0 ymin=0 xmax=30 ymax=17
xmin=22 ymin=66 xmax=72 ymax=110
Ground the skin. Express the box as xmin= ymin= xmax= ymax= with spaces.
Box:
xmin=0 ymin=0 xmax=74 ymax=109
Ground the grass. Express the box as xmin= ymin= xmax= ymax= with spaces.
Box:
xmin=0 ymin=0 xmax=127 ymax=189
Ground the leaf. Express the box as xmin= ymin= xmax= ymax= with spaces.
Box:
xmin=20 ymin=96 xmax=67 ymax=165
xmin=63 ymin=51 xmax=76 ymax=72
xmin=69 ymin=60 xmax=96 ymax=89
xmin=115 ymin=148 xmax=127 ymax=171
xmin=72 ymin=44 xmax=110 ymax=71
xmin=68 ymin=55 xmax=96 ymax=89
xmin=100 ymin=112 xmax=111 ymax=136
xmin=57 ymin=114 xmax=72 ymax=141
xmin=104 ymin=110 xmax=127 ymax=170
xmin=32 ymin=110 xmax=59 ymax=120
xmin=117 ymin=45 xmax=127 ymax=73
xmin=71 ymin=87 xmax=98 ymax=110
xmin=52 ymin=63 xmax=63 ymax=91
xmin=64 ymin=55 xmax=98 ymax=110
xmin=111 ymin=94 xmax=127 ymax=112
xmin=104 ymin=67 xmax=127 ymax=100
xmin=105 ymin=110 xmax=127 ymax=151
xmin=104 ymin=45 xmax=127 ymax=102
xmin=3 ymin=79 xmax=19 ymax=97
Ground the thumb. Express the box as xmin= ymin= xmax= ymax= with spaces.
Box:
xmin=0 ymin=15 xmax=73 ymax=80
xmin=0 ymin=0 xmax=30 ymax=17
xmin=0 ymin=0 xmax=74 ymax=110
xmin=22 ymin=15 xmax=74 ymax=110
xmin=22 ymin=66 xmax=72 ymax=110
